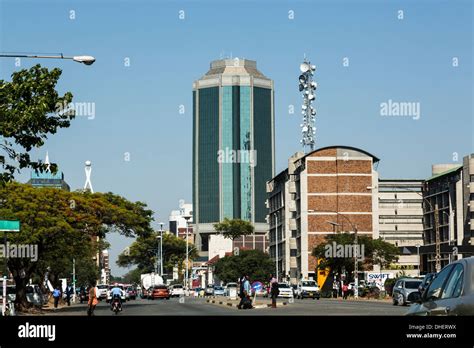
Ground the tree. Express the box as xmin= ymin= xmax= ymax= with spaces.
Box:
xmin=0 ymin=182 xmax=154 ymax=311
xmin=213 ymin=249 xmax=274 ymax=284
xmin=213 ymin=218 xmax=254 ymax=241
xmin=0 ymin=65 xmax=75 ymax=184
xmin=116 ymin=232 xmax=198 ymax=280
xmin=312 ymin=233 xmax=399 ymax=281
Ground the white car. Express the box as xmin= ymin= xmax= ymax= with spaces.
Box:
xmin=106 ymin=285 xmax=126 ymax=302
xmin=277 ymin=283 xmax=294 ymax=298
xmin=296 ymin=280 xmax=321 ymax=299
xmin=96 ymin=284 xmax=108 ymax=300
xmin=170 ymin=284 xmax=185 ymax=297
xmin=225 ymin=282 xmax=238 ymax=296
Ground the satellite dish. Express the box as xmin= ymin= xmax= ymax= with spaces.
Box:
xmin=299 ymin=75 xmax=306 ymax=83
xmin=179 ymin=199 xmax=185 ymax=209
xmin=300 ymin=62 xmax=310 ymax=73
xmin=85 ymin=160 xmax=91 ymax=166
xmin=299 ymin=84 xmax=304 ymax=92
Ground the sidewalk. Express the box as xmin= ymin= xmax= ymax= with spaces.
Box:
xmin=206 ymin=296 xmax=290 ymax=309
xmin=324 ymin=296 xmax=392 ymax=303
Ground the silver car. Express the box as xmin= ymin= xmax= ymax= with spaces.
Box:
xmin=392 ymin=278 xmax=422 ymax=306
xmin=406 ymin=257 xmax=474 ymax=316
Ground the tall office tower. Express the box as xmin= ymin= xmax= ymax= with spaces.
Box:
xmin=193 ymin=58 xmax=275 ymax=259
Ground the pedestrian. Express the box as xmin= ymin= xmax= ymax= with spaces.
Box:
xmin=52 ymin=286 xmax=61 ymax=309
xmin=332 ymin=280 xmax=339 ymax=298
xmin=87 ymin=282 xmax=99 ymax=316
xmin=65 ymin=283 xmax=74 ymax=306
xmin=342 ymin=282 xmax=349 ymax=300
xmin=270 ymin=274 xmax=279 ymax=308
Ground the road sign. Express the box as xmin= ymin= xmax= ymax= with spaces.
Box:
xmin=251 ymin=281 xmax=263 ymax=292
xmin=0 ymin=220 xmax=20 ymax=232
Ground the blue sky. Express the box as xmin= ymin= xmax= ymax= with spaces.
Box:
xmin=1 ymin=0 xmax=472 ymax=276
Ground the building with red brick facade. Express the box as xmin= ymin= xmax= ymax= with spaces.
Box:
xmin=267 ymin=145 xmax=380 ymax=284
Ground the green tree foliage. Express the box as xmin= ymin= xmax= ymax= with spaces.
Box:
xmin=213 ymin=249 xmax=274 ymax=284
xmin=0 ymin=65 xmax=75 ymax=184
xmin=213 ymin=218 xmax=254 ymax=241
xmin=117 ymin=232 xmax=198 ymax=279
xmin=0 ymin=182 xmax=153 ymax=311
xmin=312 ymin=233 xmax=399 ymax=280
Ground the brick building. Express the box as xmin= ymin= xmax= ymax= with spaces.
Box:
xmin=267 ymin=146 xmax=380 ymax=284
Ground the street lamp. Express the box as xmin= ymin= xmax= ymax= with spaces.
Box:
xmin=0 ymin=53 xmax=96 ymax=65
xmin=273 ymin=212 xmax=279 ymax=282
xmin=183 ymin=214 xmax=192 ymax=293
xmin=159 ymin=222 xmax=164 ymax=276
xmin=324 ymin=213 xmax=359 ymax=299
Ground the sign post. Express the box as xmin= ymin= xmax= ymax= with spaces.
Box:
xmin=0 ymin=220 xmax=20 ymax=316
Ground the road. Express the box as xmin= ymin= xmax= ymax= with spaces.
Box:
xmin=44 ymin=297 xmax=408 ymax=316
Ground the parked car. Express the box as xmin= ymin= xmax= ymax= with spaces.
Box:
xmin=418 ymin=273 xmax=436 ymax=295
xmin=296 ymin=280 xmax=320 ymax=300
xmin=205 ymin=285 xmax=214 ymax=296
xmin=225 ymin=282 xmax=238 ymax=296
xmin=407 ymin=258 xmax=474 ymax=316
xmin=392 ymin=278 xmax=422 ymax=306
xmin=170 ymin=284 xmax=185 ymax=297
xmin=277 ymin=283 xmax=294 ymax=298
xmin=213 ymin=286 xmax=225 ymax=296
xmin=27 ymin=284 xmax=46 ymax=306
xmin=126 ymin=286 xmax=137 ymax=300
xmin=151 ymin=285 xmax=170 ymax=300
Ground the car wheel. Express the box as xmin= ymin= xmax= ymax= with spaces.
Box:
xmin=397 ymin=294 xmax=405 ymax=306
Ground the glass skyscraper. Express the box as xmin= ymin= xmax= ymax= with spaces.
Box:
xmin=193 ymin=59 xmax=275 ymax=256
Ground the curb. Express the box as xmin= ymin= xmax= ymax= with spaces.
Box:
xmin=206 ymin=299 xmax=289 ymax=309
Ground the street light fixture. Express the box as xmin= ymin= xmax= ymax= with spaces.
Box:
xmin=0 ymin=53 xmax=95 ymax=65
xmin=159 ymin=222 xmax=164 ymax=276
xmin=183 ymin=214 xmax=192 ymax=294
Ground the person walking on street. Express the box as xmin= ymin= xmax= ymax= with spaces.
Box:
xmin=65 ymin=283 xmax=74 ymax=306
xmin=332 ymin=280 xmax=339 ymax=298
xmin=270 ymin=274 xmax=279 ymax=308
xmin=52 ymin=286 xmax=61 ymax=309
xmin=87 ymin=282 xmax=99 ymax=316
xmin=342 ymin=282 xmax=349 ymax=300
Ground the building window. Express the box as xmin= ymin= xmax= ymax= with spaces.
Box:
xmin=290 ymin=249 xmax=297 ymax=257
xmin=291 ymin=230 xmax=297 ymax=238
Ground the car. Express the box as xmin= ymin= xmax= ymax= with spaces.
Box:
xmin=170 ymin=284 xmax=185 ymax=297
xmin=27 ymin=284 xmax=46 ymax=306
xmin=205 ymin=285 xmax=214 ymax=296
xmin=96 ymin=284 xmax=108 ymax=300
xmin=225 ymin=282 xmax=238 ymax=296
xmin=126 ymin=286 xmax=137 ymax=300
xmin=277 ymin=283 xmax=294 ymax=298
xmin=106 ymin=285 xmax=126 ymax=303
xmin=407 ymin=258 xmax=474 ymax=316
xmin=213 ymin=286 xmax=225 ymax=296
xmin=151 ymin=285 xmax=170 ymax=300
xmin=296 ymin=280 xmax=320 ymax=299
xmin=392 ymin=278 xmax=422 ymax=306
xmin=418 ymin=273 xmax=436 ymax=295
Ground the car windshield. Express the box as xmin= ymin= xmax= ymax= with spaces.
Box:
xmin=278 ymin=283 xmax=290 ymax=288
xmin=154 ymin=286 xmax=167 ymax=289
xmin=405 ymin=281 xmax=422 ymax=289
xmin=173 ymin=285 xmax=183 ymax=289
xmin=97 ymin=285 xmax=108 ymax=289
xmin=227 ymin=284 xmax=237 ymax=288
xmin=127 ymin=287 xmax=133 ymax=291
xmin=302 ymin=281 xmax=316 ymax=287
xmin=215 ymin=287 xmax=223 ymax=291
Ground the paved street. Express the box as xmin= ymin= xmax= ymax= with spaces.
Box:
xmin=43 ymin=297 xmax=408 ymax=316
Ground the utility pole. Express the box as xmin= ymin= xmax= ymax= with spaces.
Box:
xmin=434 ymin=204 xmax=441 ymax=273
xmin=353 ymin=224 xmax=359 ymax=299
xmin=72 ymin=258 xmax=76 ymax=303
